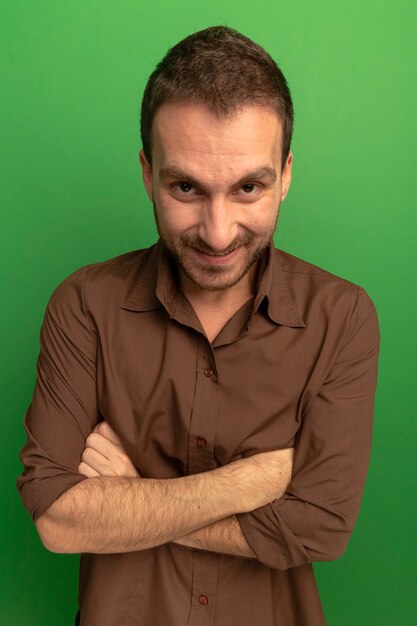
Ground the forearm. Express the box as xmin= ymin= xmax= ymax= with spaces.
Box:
xmin=173 ymin=514 xmax=256 ymax=559
xmin=36 ymin=457 xmax=263 ymax=554
xmin=172 ymin=455 xmax=292 ymax=560
xmin=37 ymin=474 xmax=237 ymax=554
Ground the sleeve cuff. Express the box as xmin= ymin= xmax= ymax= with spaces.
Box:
xmin=17 ymin=472 xmax=88 ymax=522
xmin=236 ymin=502 xmax=311 ymax=571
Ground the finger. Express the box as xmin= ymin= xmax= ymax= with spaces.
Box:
xmin=78 ymin=461 xmax=100 ymax=478
xmin=86 ymin=432 xmax=123 ymax=460
xmin=81 ymin=446 xmax=115 ymax=475
xmin=94 ymin=421 xmax=123 ymax=447
xmin=82 ymin=442 xmax=140 ymax=478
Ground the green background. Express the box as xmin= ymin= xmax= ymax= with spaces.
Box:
xmin=2 ymin=1 xmax=416 ymax=624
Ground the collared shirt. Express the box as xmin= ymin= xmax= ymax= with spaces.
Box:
xmin=16 ymin=239 xmax=380 ymax=626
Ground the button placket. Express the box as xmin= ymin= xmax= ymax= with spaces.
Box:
xmin=187 ymin=339 xmax=219 ymax=475
xmin=189 ymin=550 xmax=218 ymax=625
xmin=187 ymin=339 xmax=219 ymax=626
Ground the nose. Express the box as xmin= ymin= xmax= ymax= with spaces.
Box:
xmin=198 ymin=195 xmax=237 ymax=252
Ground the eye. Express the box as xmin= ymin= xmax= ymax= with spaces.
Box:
xmin=170 ymin=180 xmax=203 ymax=199
xmin=177 ymin=182 xmax=193 ymax=193
xmin=242 ymin=183 xmax=257 ymax=194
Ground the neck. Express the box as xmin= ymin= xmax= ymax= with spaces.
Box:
xmin=179 ymin=262 xmax=259 ymax=311
xmin=180 ymin=265 xmax=259 ymax=343
xmin=176 ymin=251 xmax=270 ymax=343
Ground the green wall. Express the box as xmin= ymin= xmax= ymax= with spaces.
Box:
xmin=2 ymin=1 xmax=416 ymax=624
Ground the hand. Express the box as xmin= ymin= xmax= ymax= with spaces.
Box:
xmin=78 ymin=421 xmax=141 ymax=478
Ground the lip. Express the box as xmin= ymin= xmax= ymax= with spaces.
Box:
xmin=193 ymin=247 xmax=240 ymax=266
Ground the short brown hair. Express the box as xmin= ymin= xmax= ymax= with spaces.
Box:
xmin=140 ymin=26 xmax=294 ymax=170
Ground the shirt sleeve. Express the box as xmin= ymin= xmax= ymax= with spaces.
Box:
xmin=16 ymin=266 xmax=99 ymax=522
xmin=236 ymin=286 xmax=380 ymax=570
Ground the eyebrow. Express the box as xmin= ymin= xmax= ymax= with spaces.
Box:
xmin=158 ymin=164 xmax=277 ymax=188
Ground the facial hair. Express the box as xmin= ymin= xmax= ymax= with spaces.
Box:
xmin=152 ymin=201 xmax=278 ymax=292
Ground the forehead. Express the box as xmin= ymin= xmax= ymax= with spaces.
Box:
xmin=150 ymin=102 xmax=282 ymax=177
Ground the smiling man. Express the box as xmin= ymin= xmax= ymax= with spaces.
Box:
xmin=16 ymin=26 xmax=380 ymax=626
xmin=146 ymin=104 xmax=287 ymax=291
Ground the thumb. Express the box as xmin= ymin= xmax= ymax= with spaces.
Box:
xmin=94 ymin=421 xmax=123 ymax=447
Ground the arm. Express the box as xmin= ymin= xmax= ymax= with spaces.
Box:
xmin=74 ymin=422 xmax=293 ymax=558
xmin=171 ymin=447 xmax=293 ymax=558
xmin=16 ymin=265 xmax=293 ymax=557
xmin=236 ymin=287 xmax=380 ymax=570
xmin=16 ymin=267 xmax=98 ymax=523
xmin=36 ymin=446 xmax=293 ymax=554
xmin=173 ymin=515 xmax=257 ymax=559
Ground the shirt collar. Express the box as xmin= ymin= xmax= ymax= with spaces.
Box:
xmin=255 ymin=242 xmax=306 ymax=328
xmin=121 ymin=241 xmax=163 ymax=312
xmin=121 ymin=239 xmax=306 ymax=328
xmin=121 ymin=240 xmax=194 ymax=318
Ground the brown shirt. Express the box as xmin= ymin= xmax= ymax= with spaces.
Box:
xmin=16 ymin=240 xmax=380 ymax=626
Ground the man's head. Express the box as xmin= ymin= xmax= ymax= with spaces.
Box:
xmin=140 ymin=25 xmax=294 ymax=171
xmin=139 ymin=26 xmax=294 ymax=293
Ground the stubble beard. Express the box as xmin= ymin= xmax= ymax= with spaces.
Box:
xmin=153 ymin=203 xmax=278 ymax=292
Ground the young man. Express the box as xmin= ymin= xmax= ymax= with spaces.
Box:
xmin=16 ymin=26 xmax=380 ymax=626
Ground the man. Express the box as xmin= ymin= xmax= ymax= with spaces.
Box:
xmin=16 ymin=26 xmax=380 ymax=626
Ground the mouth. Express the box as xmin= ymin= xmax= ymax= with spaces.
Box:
xmin=192 ymin=247 xmax=240 ymax=265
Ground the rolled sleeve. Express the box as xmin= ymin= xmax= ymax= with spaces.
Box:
xmin=16 ymin=266 xmax=99 ymax=522
xmin=237 ymin=286 xmax=380 ymax=570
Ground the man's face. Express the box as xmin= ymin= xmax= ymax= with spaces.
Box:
xmin=140 ymin=102 xmax=292 ymax=292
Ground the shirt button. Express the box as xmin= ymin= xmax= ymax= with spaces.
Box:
xmin=196 ymin=437 xmax=207 ymax=448
xmin=198 ymin=595 xmax=209 ymax=605
xmin=204 ymin=367 xmax=214 ymax=378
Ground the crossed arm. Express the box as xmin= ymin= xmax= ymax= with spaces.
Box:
xmin=35 ymin=421 xmax=294 ymax=558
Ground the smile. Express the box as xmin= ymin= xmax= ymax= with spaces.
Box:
xmin=192 ymin=247 xmax=240 ymax=265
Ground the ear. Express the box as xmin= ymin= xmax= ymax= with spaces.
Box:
xmin=139 ymin=149 xmax=153 ymax=202
xmin=280 ymin=151 xmax=293 ymax=202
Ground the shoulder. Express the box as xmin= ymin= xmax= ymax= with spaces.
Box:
xmin=274 ymin=248 xmax=378 ymax=330
xmin=46 ymin=246 xmax=156 ymax=320
xmin=275 ymin=248 xmax=357 ymax=283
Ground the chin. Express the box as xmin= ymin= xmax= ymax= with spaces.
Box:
xmin=182 ymin=266 xmax=249 ymax=292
